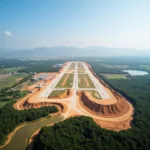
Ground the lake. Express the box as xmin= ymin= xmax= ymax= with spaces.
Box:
xmin=123 ymin=70 xmax=149 ymax=76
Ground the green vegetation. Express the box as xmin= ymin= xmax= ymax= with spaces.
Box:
xmin=77 ymin=63 xmax=84 ymax=67
xmin=101 ymin=64 xmax=129 ymax=69
xmin=88 ymin=90 xmax=101 ymax=99
xmin=78 ymin=74 xmax=95 ymax=88
xmin=0 ymin=74 xmax=28 ymax=90
xmin=0 ymin=59 xmax=66 ymax=73
xmin=55 ymin=74 xmax=74 ymax=88
xmin=78 ymin=68 xmax=85 ymax=73
xmin=1 ymin=116 xmax=63 ymax=150
xmin=34 ymin=116 xmax=148 ymax=150
xmin=70 ymin=63 xmax=76 ymax=67
xmin=0 ymin=103 xmax=58 ymax=146
xmin=48 ymin=90 xmax=65 ymax=98
xmin=0 ymin=101 xmax=10 ymax=109
xmin=0 ymin=67 xmax=25 ymax=74
xmin=102 ymin=73 xmax=128 ymax=79
xmin=0 ymin=75 xmax=31 ymax=108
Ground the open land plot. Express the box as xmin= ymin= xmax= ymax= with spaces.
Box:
xmin=139 ymin=65 xmax=150 ymax=71
xmin=55 ymin=73 xmax=74 ymax=88
xmin=66 ymin=69 xmax=74 ymax=73
xmin=78 ymin=74 xmax=95 ymax=88
xmin=77 ymin=63 xmax=84 ymax=68
xmin=78 ymin=68 xmax=85 ymax=73
xmin=0 ymin=74 xmax=28 ymax=90
xmin=85 ymin=90 xmax=102 ymax=100
xmin=102 ymin=74 xmax=128 ymax=79
xmin=48 ymin=90 xmax=66 ymax=98
xmin=101 ymin=64 xmax=129 ymax=69
xmin=70 ymin=63 xmax=76 ymax=67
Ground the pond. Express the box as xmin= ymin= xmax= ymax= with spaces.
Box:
xmin=1 ymin=116 xmax=63 ymax=150
xmin=123 ymin=70 xmax=149 ymax=76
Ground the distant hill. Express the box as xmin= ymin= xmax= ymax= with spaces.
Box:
xmin=0 ymin=46 xmax=149 ymax=57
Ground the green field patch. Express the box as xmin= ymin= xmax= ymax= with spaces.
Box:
xmin=78 ymin=74 xmax=95 ymax=88
xmin=0 ymin=74 xmax=28 ymax=90
xmin=101 ymin=64 xmax=129 ymax=69
xmin=55 ymin=74 xmax=74 ymax=88
xmin=48 ymin=90 xmax=66 ymax=98
xmin=0 ymin=67 xmax=25 ymax=74
xmin=87 ymin=90 xmax=102 ymax=100
xmin=102 ymin=74 xmax=128 ymax=79
xmin=78 ymin=68 xmax=85 ymax=73
xmin=70 ymin=63 xmax=76 ymax=67
xmin=77 ymin=63 xmax=84 ymax=67
xmin=0 ymin=101 xmax=10 ymax=109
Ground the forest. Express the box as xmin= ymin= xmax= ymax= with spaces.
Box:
xmin=0 ymin=59 xmax=66 ymax=73
xmin=33 ymin=59 xmax=150 ymax=150
xmin=0 ymin=103 xmax=58 ymax=145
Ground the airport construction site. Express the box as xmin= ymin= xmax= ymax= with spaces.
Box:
xmin=14 ymin=62 xmax=134 ymax=131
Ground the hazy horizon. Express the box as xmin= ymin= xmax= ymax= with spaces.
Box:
xmin=0 ymin=0 xmax=150 ymax=54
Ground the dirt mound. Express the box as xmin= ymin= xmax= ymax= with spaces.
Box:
xmin=18 ymin=98 xmax=64 ymax=112
xmin=79 ymin=91 xmax=130 ymax=117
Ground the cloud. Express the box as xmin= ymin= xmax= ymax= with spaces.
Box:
xmin=3 ymin=31 xmax=12 ymax=37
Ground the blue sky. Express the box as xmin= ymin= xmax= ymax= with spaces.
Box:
xmin=0 ymin=0 xmax=150 ymax=49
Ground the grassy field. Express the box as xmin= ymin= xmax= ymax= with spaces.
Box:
xmin=78 ymin=74 xmax=95 ymax=88
xmin=48 ymin=90 xmax=65 ymax=98
xmin=55 ymin=74 xmax=74 ymax=88
xmin=78 ymin=68 xmax=85 ymax=73
xmin=0 ymin=67 xmax=25 ymax=74
xmin=101 ymin=64 xmax=129 ymax=69
xmin=0 ymin=74 xmax=28 ymax=90
xmin=0 ymin=101 xmax=10 ymax=109
xmin=139 ymin=65 xmax=150 ymax=71
xmin=77 ymin=63 xmax=84 ymax=67
xmin=86 ymin=90 xmax=102 ymax=100
xmin=102 ymin=74 xmax=128 ymax=79
xmin=70 ymin=63 xmax=76 ymax=67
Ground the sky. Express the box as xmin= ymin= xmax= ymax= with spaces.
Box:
xmin=0 ymin=0 xmax=150 ymax=50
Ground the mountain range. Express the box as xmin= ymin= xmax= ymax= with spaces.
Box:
xmin=0 ymin=47 xmax=149 ymax=57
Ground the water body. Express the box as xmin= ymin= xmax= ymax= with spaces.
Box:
xmin=1 ymin=116 xmax=63 ymax=150
xmin=123 ymin=70 xmax=149 ymax=76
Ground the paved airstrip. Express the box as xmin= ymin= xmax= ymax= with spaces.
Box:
xmin=38 ymin=61 xmax=110 ymax=99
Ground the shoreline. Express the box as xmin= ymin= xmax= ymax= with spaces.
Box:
xmin=0 ymin=115 xmax=59 ymax=149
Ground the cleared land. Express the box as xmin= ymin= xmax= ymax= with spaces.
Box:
xmin=55 ymin=74 xmax=74 ymax=88
xmin=78 ymin=74 xmax=95 ymax=88
xmin=102 ymin=74 xmax=128 ymax=79
xmin=77 ymin=63 xmax=84 ymax=67
xmin=0 ymin=74 xmax=28 ymax=90
xmin=48 ymin=90 xmax=65 ymax=98
xmin=78 ymin=68 xmax=85 ymax=73
xmin=70 ymin=63 xmax=76 ymax=67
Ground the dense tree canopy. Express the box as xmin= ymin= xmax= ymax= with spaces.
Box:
xmin=34 ymin=60 xmax=150 ymax=150
xmin=0 ymin=103 xmax=58 ymax=145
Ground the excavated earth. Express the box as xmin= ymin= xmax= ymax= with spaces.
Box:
xmin=78 ymin=91 xmax=130 ymax=117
